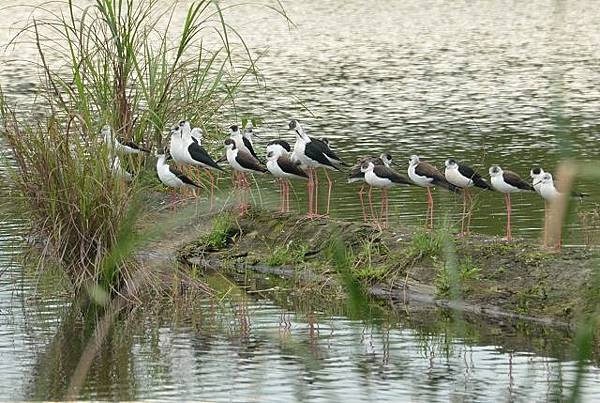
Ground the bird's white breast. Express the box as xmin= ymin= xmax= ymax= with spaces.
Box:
xmin=539 ymin=183 xmax=561 ymax=201
xmin=364 ymin=170 xmax=393 ymax=188
xmin=491 ymin=175 xmax=519 ymax=193
xmin=445 ymin=168 xmax=472 ymax=188
xmin=408 ymin=164 xmax=433 ymax=187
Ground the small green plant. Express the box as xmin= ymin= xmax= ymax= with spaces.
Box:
xmin=351 ymin=239 xmax=393 ymax=283
xmin=434 ymin=257 xmax=480 ymax=297
xmin=202 ymin=214 xmax=236 ymax=249
xmin=409 ymin=230 xmax=443 ymax=259
xmin=266 ymin=241 xmax=308 ymax=266
xmin=459 ymin=257 xmax=480 ymax=281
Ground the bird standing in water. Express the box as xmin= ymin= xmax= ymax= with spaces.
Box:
xmin=348 ymin=153 xmax=393 ymax=223
xmin=289 ymin=120 xmax=344 ymax=218
xmin=266 ymin=140 xmax=308 ymax=213
xmin=408 ymin=155 xmax=459 ymax=229
xmin=444 ymin=159 xmax=493 ymax=236
xmin=489 ymin=165 xmax=534 ymax=241
xmin=361 ymin=160 xmax=412 ymax=229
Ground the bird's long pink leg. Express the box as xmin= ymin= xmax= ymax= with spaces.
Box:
xmin=379 ymin=189 xmax=385 ymax=228
xmin=385 ymin=188 xmax=390 ymax=228
xmin=427 ymin=187 xmax=434 ymax=229
xmin=313 ymin=169 xmax=319 ymax=215
xmin=383 ymin=188 xmax=390 ymax=228
xmin=306 ymin=169 xmax=314 ymax=217
xmin=358 ymin=185 xmax=367 ymax=222
xmin=368 ymin=186 xmax=375 ymax=224
xmin=278 ymin=179 xmax=283 ymax=212
xmin=465 ymin=188 xmax=472 ymax=236
xmin=206 ymin=169 xmax=215 ymax=210
xmin=543 ymin=201 xmax=548 ymax=248
xmin=285 ymin=181 xmax=291 ymax=213
xmin=504 ymin=193 xmax=512 ymax=241
xmin=461 ymin=191 xmax=467 ymax=235
xmin=324 ymin=169 xmax=333 ymax=216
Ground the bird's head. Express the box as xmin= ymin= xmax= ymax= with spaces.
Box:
xmin=380 ymin=153 xmax=393 ymax=167
xmin=229 ymin=125 xmax=240 ymax=135
xmin=541 ymin=172 xmax=553 ymax=184
xmin=178 ymin=120 xmax=191 ymax=132
xmin=409 ymin=155 xmax=420 ymax=166
xmin=360 ymin=161 xmax=374 ymax=173
xmin=445 ymin=159 xmax=458 ymax=169
xmin=489 ymin=165 xmax=503 ymax=177
xmin=224 ymin=138 xmax=236 ymax=150
xmin=530 ymin=167 xmax=544 ymax=179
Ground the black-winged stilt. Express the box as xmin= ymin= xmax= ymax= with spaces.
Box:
xmin=156 ymin=148 xmax=201 ymax=209
xmin=361 ymin=160 xmax=411 ymax=228
xmin=171 ymin=121 xmax=224 ymax=209
xmin=289 ymin=119 xmax=344 ymax=218
xmin=444 ymin=159 xmax=493 ymax=236
xmin=224 ymin=138 xmax=268 ymax=214
xmin=408 ymin=155 xmax=459 ymax=229
xmin=532 ymin=170 xmax=588 ymax=248
xmin=348 ymin=153 xmax=393 ymax=222
xmin=489 ymin=165 xmax=534 ymax=241
xmin=102 ymin=125 xmax=150 ymax=154
xmin=109 ymin=152 xmax=133 ymax=182
xmin=266 ymin=140 xmax=308 ymax=213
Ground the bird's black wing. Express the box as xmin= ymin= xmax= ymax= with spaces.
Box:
xmin=374 ymin=165 xmax=412 ymax=185
xmin=188 ymin=142 xmax=225 ymax=171
xmin=416 ymin=162 xmax=460 ymax=192
xmin=279 ymin=155 xmax=308 ymax=178
xmin=242 ymin=137 xmax=262 ymax=162
xmin=304 ymin=142 xmax=339 ymax=170
xmin=237 ymin=150 xmax=268 ymax=173
xmin=458 ymin=163 xmax=493 ymax=190
xmin=122 ymin=139 xmax=150 ymax=153
xmin=169 ymin=166 xmax=201 ymax=188
xmin=312 ymin=138 xmax=346 ymax=165
xmin=268 ymin=139 xmax=291 ymax=152
xmin=504 ymin=170 xmax=534 ymax=191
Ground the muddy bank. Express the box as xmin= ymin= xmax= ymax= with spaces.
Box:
xmin=177 ymin=208 xmax=600 ymax=329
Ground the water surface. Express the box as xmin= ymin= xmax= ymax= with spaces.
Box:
xmin=2 ymin=0 xmax=600 ymax=401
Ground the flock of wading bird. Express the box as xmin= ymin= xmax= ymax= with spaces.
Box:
xmin=102 ymin=119 xmax=587 ymax=249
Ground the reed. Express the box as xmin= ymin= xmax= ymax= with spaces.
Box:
xmin=0 ymin=0 xmax=279 ymax=294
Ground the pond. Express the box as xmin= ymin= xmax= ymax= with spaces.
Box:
xmin=2 ymin=0 xmax=600 ymax=400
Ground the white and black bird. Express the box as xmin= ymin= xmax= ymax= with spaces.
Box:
xmin=190 ymin=127 xmax=203 ymax=145
xmin=102 ymin=125 xmax=150 ymax=154
xmin=489 ymin=165 xmax=534 ymax=241
xmin=444 ymin=159 xmax=493 ymax=235
xmin=408 ymin=155 xmax=459 ymax=229
xmin=109 ymin=153 xmax=133 ymax=182
xmin=170 ymin=120 xmax=224 ymax=208
xmin=224 ymin=138 xmax=268 ymax=215
xmin=530 ymin=167 xmax=545 ymax=195
xmin=224 ymin=138 xmax=268 ymax=175
xmin=289 ymin=119 xmax=344 ymax=217
xmin=229 ymin=124 xmax=261 ymax=162
xmin=266 ymin=140 xmax=308 ymax=213
xmin=156 ymin=148 xmax=201 ymax=209
xmin=348 ymin=153 xmax=393 ymax=222
xmin=361 ymin=160 xmax=412 ymax=228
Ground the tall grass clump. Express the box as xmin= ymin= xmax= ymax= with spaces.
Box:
xmin=0 ymin=0 xmax=283 ymax=294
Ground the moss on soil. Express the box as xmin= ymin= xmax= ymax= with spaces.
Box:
xmin=177 ymin=208 xmax=600 ymax=327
